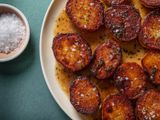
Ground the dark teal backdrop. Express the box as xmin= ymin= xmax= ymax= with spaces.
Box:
xmin=0 ymin=0 xmax=70 ymax=120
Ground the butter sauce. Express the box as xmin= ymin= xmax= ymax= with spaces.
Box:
xmin=53 ymin=0 xmax=150 ymax=119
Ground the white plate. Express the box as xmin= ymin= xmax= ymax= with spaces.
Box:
xmin=40 ymin=0 xmax=84 ymax=120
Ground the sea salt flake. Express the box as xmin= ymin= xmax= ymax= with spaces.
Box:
xmin=0 ymin=13 xmax=26 ymax=53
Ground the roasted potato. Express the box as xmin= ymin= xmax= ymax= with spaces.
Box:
xmin=70 ymin=76 xmax=101 ymax=114
xmin=140 ymin=0 xmax=160 ymax=8
xmin=136 ymin=89 xmax=160 ymax=120
xmin=91 ymin=40 xmax=122 ymax=79
xmin=139 ymin=10 xmax=160 ymax=50
xmin=66 ymin=0 xmax=104 ymax=31
xmin=142 ymin=51 xmax=160 ymax=85
xmin=102 ymin=94 xmax=135 ymax=120
xmin=52 ymin=33 xmax=92 ymax=72
xmin=104 ymin=0 xmax=128 ymax=6
xmin=114 ymin=62 xmax=147 ymax=99
xmin=104 ymin=5 xmax=141 ymax=42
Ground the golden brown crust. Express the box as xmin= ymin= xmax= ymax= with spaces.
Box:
xmin=104 ymin=5 xmax=141 ymax=42
xmin=139 ymin=10 xmax=160 ymax=50
xmin=136 ymin=89 xmax=160 ymax=119
xmin=140 ymin=0 xmax=160 ymax=8
xmin=114 ymin=62 xmax=147 ymax=99
xmin=91 ymin=40 xmax=122 ymax=79
xmin=142 ymin=51 xmax=160 ymax=85
xmin=66 ymin=0 xmax=104 ymax=31
xmin=70 ymin=76 xmax=101 ymax=114
xmin=52 ymin=33 xmax=92 ymax=72
xmin=104 ymin=0 xmax=128 ymax=6
xmin=102 ymin=94 xmax=135 ymax=120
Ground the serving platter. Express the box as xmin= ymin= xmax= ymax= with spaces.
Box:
xmin=40 ymin=0 xmax=153 ymax=119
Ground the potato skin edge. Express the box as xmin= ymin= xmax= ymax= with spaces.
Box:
xmin=104 ymin=5 xmax=141 ymax=42
xmin=91 ymin=40 xmax=122 ymax=80
xmin=66 ymin=0 xmax=104 ymax=32
xmin=52 ymin=33 xmax=92 ymax=72
xmin=104 ymin=0 xmax=128 ymax=6
xmin=140 ymin=0 xmax=160 ymax=8
xmin=114 ymin=62 xmax=147 ymax=100
xmin=141 ymin=51 xmax=160 ymax=85
xmin=139 ymin=10 xmax=160 ymax=50
xmin=70 ymin=76 xmax=101 ymax=114
xmin=102 ymin=94 xmax=135 ymax=120
xmin=136 ymin=89 xmax=160 ymax=119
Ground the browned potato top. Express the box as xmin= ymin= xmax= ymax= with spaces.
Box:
xmin=104 ymin=5 xmax=141 ymax=42
xmin=114 ymin=62 xmax=147 ymax=99
xmin=102 ymin=94 xmax=134 ymax=120
xmin=139 ymin=10 xmax=160 ymax=50
xmin=140 ymin=0 xmax=160 ymax=8
xmin=91 ymin=40 xmax=122 ymax=79
xmin=52 ymin=33 xmax=92 ymax=72
xmin=136 ymin=89 xmax=160 ymax=120
xmin=70 ymin=76 xmax=101 ymax=114
xmin=104 ymin=0 xmax=128 ymax=6
xmin=142 ymin=51 xmax=160 ymax=85
xmin=66 ymin=0 xmax=104 ymax=31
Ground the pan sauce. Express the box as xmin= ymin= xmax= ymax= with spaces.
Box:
xmin=53 ymin=0 xmax=150 ymax=119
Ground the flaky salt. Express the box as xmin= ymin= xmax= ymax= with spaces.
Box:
xmin=0 ymin=13 xmax=26 ymax=54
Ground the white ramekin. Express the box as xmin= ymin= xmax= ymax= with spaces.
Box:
xmin=0 ymin=3 xmax=30 ymax=62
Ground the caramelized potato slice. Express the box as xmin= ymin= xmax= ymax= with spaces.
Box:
xmin=102 ymin=94 xmax=134 ymax=120
xmin=136 ymin=89 xmax=160 ymax=119
xmin=66 ymin=0 xmax=104 ymax=31
xmin=114 ymin=62 xmax=146 ymax=99
xmin=70 ymin=76 xmax=101 ymax=114
xmin=52 ymin=33 xmax=92 ymax=72
xmin=140 ymin=0 xmax=160 ymax=8
xmin=142 ymin=51 xmax=160 ymax=85
xmin=91 ymin=40 xmax=122 ymax=79
xmin=104 ymin=5 xmax=141 ymax=42
xmin=104 ymin=0 xmax=128 ymax=6
xmin=139 ymin=10 xmax=160 ymax=50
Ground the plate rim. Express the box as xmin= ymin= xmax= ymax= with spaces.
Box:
xmin=39 ymin=0 xmax=73 ymax=119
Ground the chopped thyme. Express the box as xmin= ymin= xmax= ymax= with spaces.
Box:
xmin=99 ymin=35 xmax=105 ymax=40
xmin=113 ymin=47 xmax=118 ymax=54
xmin=123 ymin=48 xmax=136 ymax=55
xmin=105 ymin=65 xmax=113 ymax=72
xmin=122 ymin=11 xmax=128 ymax=18
xmin=97 ymin=59 xmax=105 ymax=69
xmin=150 ymin=66 xmax=158 ymax=80
xmin=151 ymin=67 xmax=158 ymax=74
xmin=112 ymin=25 xmax=124 ymax=39
xmin=91 ymin=59 xmax=105 ymax=74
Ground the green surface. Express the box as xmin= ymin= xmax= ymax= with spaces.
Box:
xmin=0 ymin=0 xmax=70 ymax=120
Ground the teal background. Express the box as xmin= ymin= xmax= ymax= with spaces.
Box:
xmin=0 ymin=0 xmax=70 ymax=120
